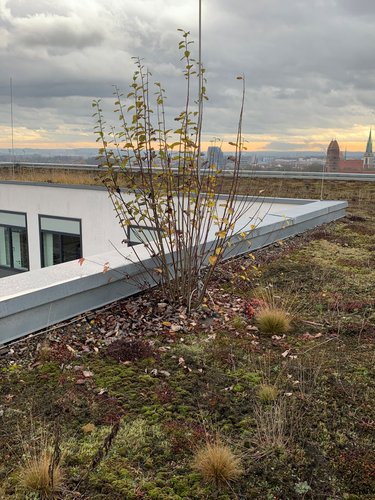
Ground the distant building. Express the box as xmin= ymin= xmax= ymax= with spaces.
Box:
xmin=326 ymin=140 xmax=341 ymax=172
xmin=206 ymin=146 xmax=225 ymax=168
xmin=363 ymin=130 xmax=374 ymax=169
xmin=326 ymin=130 xmax=374 ymax=172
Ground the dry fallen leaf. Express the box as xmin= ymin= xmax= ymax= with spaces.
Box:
xmin=82 ymin=423 xmax=96 ymax=434
xmin=171 ymin=324 xmax=182 ymax=332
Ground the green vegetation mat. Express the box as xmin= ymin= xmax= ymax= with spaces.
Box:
xmin=0 ymin=179 xmax=374 ymax=499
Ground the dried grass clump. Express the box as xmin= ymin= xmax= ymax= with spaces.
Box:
xmin=253 ymin=400 xmax=290 ymax=458
xmin=20 ymin=449 xmax=63 ymax=498
xmin=257 ymin=384 xmax=278 ymax=403
xmin=37 ymin=341 xmax=53 ymax=362
xmin=255 ymin=307 xmax=291 ymax=335
xmin=193 ymin=442 xmax=243 ymax=489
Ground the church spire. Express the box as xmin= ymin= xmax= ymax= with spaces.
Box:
xmin=363 ymin=129 xmax=373 ymax=169
xmin=366 ymin=129 xmax=372 ymax=154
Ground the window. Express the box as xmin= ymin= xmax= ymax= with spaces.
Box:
xmin=127 ymin=225 xmax=161 ymax=247
xmin=0 ymin=211 xmax=29 ymax=271
xmin=39 ymin=215 xmax=82 ymax=267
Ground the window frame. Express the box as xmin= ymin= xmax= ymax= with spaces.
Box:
xmin=0 ymin=209 xmax=29 ymax=272
xmin=39 ymin=214 xmax=83 ymax=267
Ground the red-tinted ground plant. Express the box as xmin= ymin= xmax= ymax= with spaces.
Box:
xmin=107 ymin=338 xmax=155 ymax=362
xmin=245 ymin=298 xmax=267 ymax=319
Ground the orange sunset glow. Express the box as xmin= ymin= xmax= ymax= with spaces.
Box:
xmin=0 ymin=127 xmax=372 ymax=153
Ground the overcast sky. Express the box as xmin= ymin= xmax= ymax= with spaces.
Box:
xmin=0 ymin=0 xmax=374 ymax=152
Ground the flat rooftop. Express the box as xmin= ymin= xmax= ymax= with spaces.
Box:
xmin=0 ymin=193 xmax=347 ymax=344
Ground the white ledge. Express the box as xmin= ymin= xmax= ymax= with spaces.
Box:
xmin=0 ymin=198 xmax=347 ymax=344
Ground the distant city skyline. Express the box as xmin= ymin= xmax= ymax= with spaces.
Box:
xmin=0 ymin=147 xmax=367 ymax=158
xmin=0 ymin=0 xmax=374 ymax=152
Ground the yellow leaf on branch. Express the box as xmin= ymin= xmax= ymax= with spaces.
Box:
xmin=208 ymin=255 xmax=217 ymax=266
xmin=215 ymin=230 xmax=227 ymax=238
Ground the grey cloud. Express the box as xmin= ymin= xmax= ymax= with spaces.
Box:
xmin=274 ymin=89 xmax=309 ymax=100
xmin=15 ymin=19 xmax=104 ymax=52
xmin=338 ymin=0 xmax=375 ymax=17
xmin=8 ymin=13 xmax=105 ymax=53
xmin=8 ymin=0 xmax=73 ymax=17
xmin=0 ymin=0 xmax=374 ymax=149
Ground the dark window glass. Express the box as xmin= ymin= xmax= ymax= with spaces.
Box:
xmin=62 ymin=234 xmax=81 ymax=262
xmin=41 ymin=225 xmax=81 ymax=268
xmin=53 ymin=233 xmax=62 ymax=264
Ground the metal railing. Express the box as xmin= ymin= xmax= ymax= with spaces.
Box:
xmin=1 ymin=162 xmax=375 ymax=181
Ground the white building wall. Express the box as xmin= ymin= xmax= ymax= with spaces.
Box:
xmin=0 ymin=181 xmax=308 ymax=273
xmin=0 ymin=182 xmax=130 ymax=270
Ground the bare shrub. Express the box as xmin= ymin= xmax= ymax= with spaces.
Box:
xmin=93 ymin=31 xmax=264 ymax=311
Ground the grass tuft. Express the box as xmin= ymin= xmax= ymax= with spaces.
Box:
xmin=20 ymin=449 xmax=63 ymax=498
xmin=257 ymin=384 xmax=278 ymax=403
xmin=193 ymin=441 xmax=243 ymax=489
xmin=255 ymin=307 xmax=291 ymax=335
